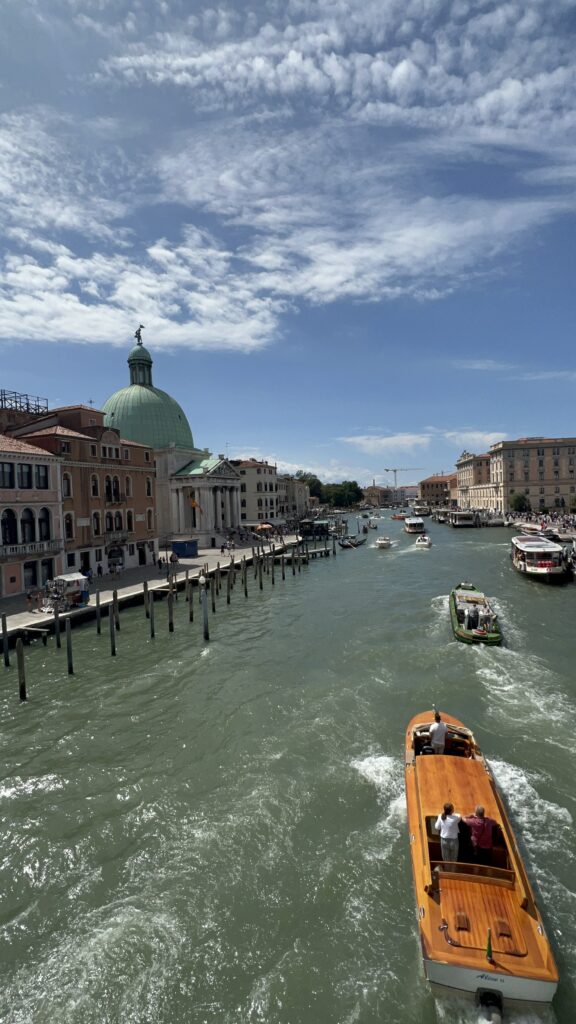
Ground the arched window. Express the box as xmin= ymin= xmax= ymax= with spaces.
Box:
xmin=1 ymin=508 xmax=18 ymax=545
xmin=147 ymin=509 xmax=153 ymax=530
xmin=93 ymin=512 xmax=101 ymax=536
xmin=64 ymin=513 xmax=74 ymax=540
xmin=21 ymin=508 xmax=36 ymax=543
xmin=38 ymin=507 xmax=51 ymax=541
xmin=126 ymin=510 xmax=134 ymax=532
xmin=256 ymin=482 xmax=262 ymax=492
xmin=146 ymin=477 xmax=152 ymax=497
xmin=112 ymin=476 xmax=120 ymax=500
xmin=105 ymin=512 xmax=113 ymax=532
xmin=62 ymin=473 xmax=72 ymax=498
xmin=91 ymin=475 xmax=99 ymax=497
xmin=125 ymin=476 xmax=132 ymax=498
xmin=114 ymin=511 xmax=123 ymax=531
xmin=105 ymin=476 xmax=112 ymax=501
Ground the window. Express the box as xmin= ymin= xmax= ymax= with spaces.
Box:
xmin=60 ymin=441 xmax=71 ymax=453
xmin=538 ymin=459 xmax=544 ymax=468
xmin=146 ymin=477 xmax=152 ymax=497
xmin=241 ymin=499 xmax=246 ymax=508
xmin=67 ymin=552 xmax=76 ymax=568
xmin=552 ymin=447 xmax=560 ymax=456
xmin=257 ymin=499 xmax=262 ymax=508
xmin=62 ymin=473 xmax=72 ymax=498
xmin=38 ymin=507 xmax=51 ymax=541
xmin=112 ymin=476 xmax=120 ymax=500
xmin=553 ymin=459 xmax=559 ymax=468
xmin=126 ymin=510 xmax=134 ymax=531
xmin=123 ymin=448 xmax=130 ymax=460
xmin=524 ymin=488 xmax=530 ymax=495
xmin=539 ymin=471 xmax=544 ymax=480
xmin=105 ymin=476 xmax=112 ymax=500
xmin=537 ymin=447 xmax=544 ymax=456
xmin=1 ymin=508 xmax=18 ymax=544
xmin=91 ymin=475 xmax=99 ymax=497
xmin=0 ymin=463 xmax=14 ymax=488
xmin=128 ymin=543 xmax=135 ymax=556
xmin=90 ymin=444 xmax=97 ymax=457
xmin=540 ymin=487 xmax=545 ymax=494
xmin=95 ymin=548 xmax=103 ymax=561
xmin=35 ymin=465 xmax=49 ymax=489
xmin=114 ymin=511 xmax=123 ymax=530
xmin=93 ymin=512 xmax=101 ymax=536
xmin=554 ymin=471 xmax=559 ymax=480
xmin=555 ymin=487 xmax=560 ymax=493
xmin=21 ymin=508 xmax=36 ymax=543
xmin=145 ymin=451 xmax=150 ymax=462
xmin=18 ymin=464 xmax=33 ymax=488
xmin=125 ymin=476 xmax=132 ymax=497
xmin=114 ymin=448 xmax=120 ymax=459
xmin=147 ymin=508 xmax=153 ymax=530
xmin=240 ymin=483 xmax=246 ymax=493
xmin=257 ymin=482 xmax=262 ymax=492
xmin=64 ymin=513 xmax=74 ymax=540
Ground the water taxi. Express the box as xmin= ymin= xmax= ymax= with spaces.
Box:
xmin=375 ymin=535 xmax=392 ymax=549
xmin=510 ymin=535 xmax=567 ymax=582
xmin=405 ymin=711 xmax=559 ymax=1011
xmin=404 ymin=516 xmax=425 ymax=534
xmin=415 ymin=533 xmax=432 ymax=548
xmin=449 ymin=582 xmax=501 ymax=645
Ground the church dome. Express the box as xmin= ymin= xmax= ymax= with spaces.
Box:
xmin=103 ymin=338 xmax=194 ymax=449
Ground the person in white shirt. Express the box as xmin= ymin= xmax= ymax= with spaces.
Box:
xmin=435 ymin=802 xmax=461 ymax=861
xmin=429 ymin=711 xmax=447 ymax=754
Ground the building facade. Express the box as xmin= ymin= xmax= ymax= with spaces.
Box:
xmin=0 ymin=434 xmax=63 ymax=597
xmin=419 ymin=473 xmax=457 ymax=507
xmin=456 ymin=452 xmax=492 ymax=508
xmin=455 ymin=438 xmax=576 ymax=513
xmin=231 ymin=460 xmax=282 ymax=526
xmin=363 ymin=484 xmax=393 ymax=507
xmin=13 ymin=407 xmax=158 ymax=573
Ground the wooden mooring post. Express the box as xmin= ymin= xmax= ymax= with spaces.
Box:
xmin=109 ymin=606 xmax=116 ymax=656
xmin=66 ymin=618 xmax=74 ymax=675
xmin=226 ymin=566 xmax=232 ymax=605
xmin=113 ymin=590 xmax=120 ymax=631
xmin=16 ymin=638 xmax=26 ymax=701
xmin=2 ymin=613 xmax=9 ymax=668
xmin=168 ymin=590 xmax=174 ymax=633
xmin=258 ymin=556 xmax=263 ymax=591
xmin=200 ymin=575 xmax=210 ymax=641
xmin=54 ymin=605 xmax=61 ymax=649
xmin=210 ymin=575 xmax=216 ymax=614
xmin=281 ymin=553 xmax=285 ymax=580
xmin=188 ymin=580 xmax=194 ymax=621
xmin=149 ymin=593 xmax=155 ymax=639
xmin=143 ymin=581 xmax=150 ymax=619
xmin=96 ymin=591 xmax=101 ymax=634
xmin=185 ymin=570 xmax=189 ymax=600
xmin=243 ymin=558 xmax=248 ymax=599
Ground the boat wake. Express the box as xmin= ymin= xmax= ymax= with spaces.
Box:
xmin=351 ymin=753 xmax=405 ymax=861
xmin=435 ymin=992 xmax=557 ymax=1024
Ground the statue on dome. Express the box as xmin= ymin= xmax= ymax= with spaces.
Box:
xmin=134 ymin=324 xmax=145 ymax=345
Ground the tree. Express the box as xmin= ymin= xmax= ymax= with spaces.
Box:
xmin=509 ymin=493 xmax=531 ymax=514
xmin=295 ymin=470 xmax=322 ymax=500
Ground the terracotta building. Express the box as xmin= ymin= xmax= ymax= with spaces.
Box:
xmin=12 ymin=406 xmax=158 ymax=573
xmin=0 ymin=434 xmax=64 ymax=597
xmin=418 ymin=473 xmax=457 ymax=508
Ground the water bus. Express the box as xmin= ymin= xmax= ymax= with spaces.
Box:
xmin=405 ymin=710 xmax=558 ymax=1013
xmin=510 ymin=535 xmax=567 ymax=582
xmin=448 ymin=510 xmax=480 ymax=527
xmin=404 ymin=516 xmax=426 ymax=534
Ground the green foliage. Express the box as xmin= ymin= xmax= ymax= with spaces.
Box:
xmin=295 ymin=471 xmax=363 ymax=507
xmin=509 ymin=493 xmax=531 ymax=513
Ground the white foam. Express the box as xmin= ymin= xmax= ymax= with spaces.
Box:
xmin=0 ymin=774 xmax=65 ymax=800
xmin=489 ymin=758 xmax=573 ymax=858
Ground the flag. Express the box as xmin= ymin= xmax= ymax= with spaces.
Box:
xmin=486 ymin=927 xmax=493 ymax=962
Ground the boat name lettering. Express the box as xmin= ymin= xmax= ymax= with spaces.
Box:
xmin=476 ymin=974 xmax=505 ymax=985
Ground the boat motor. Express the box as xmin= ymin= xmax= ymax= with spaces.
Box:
xmin=475 ymin=988 xmax=503 ymax=1024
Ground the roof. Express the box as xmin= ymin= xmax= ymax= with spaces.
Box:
xmin=174 ymin=457 xmax=224 ymax=477
xmin=512 ymin=535 xmax=563 ymax=552
xmin=0 ymin=434 xmax=59 ymax=457
xmin=50 ymin=404 xmax=103 ymax=413
xmin=103 ymin=384 xmax=194 ymax=449
xmin=25 ymin=426 xmax=93 ymax=440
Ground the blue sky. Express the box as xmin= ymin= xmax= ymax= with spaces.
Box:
xmin=1 ymin=0 xmax=576 ymax=487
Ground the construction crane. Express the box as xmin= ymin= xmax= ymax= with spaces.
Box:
xmin=383 ymin=467 xmax=424 ymax=491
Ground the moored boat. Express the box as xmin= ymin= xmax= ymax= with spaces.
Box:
xmin=405 ymin=710 xmax=559 ymax=1009
xmin=449 ymin=582 xmax=501 ymax=645
xmin=510 ymin=535 xmax=567 ymax=582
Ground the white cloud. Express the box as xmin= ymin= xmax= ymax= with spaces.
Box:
xmin=452 ymin=359 xmax=517 ymax=371
xmin=443 ymin=430 xmax=506 ymax=449
xmin=338 ymin=433 xmax=432 ymax=455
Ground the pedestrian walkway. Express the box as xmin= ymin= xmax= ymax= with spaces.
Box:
xmin=0 ymin=537 xmax=299 ymax=640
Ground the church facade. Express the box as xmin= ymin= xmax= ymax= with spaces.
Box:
xmin=103 ymin=337 xmax=242 ymax=551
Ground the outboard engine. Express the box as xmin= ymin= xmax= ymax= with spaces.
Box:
xmin=476 ymin=988 xmax=503 ymax=1024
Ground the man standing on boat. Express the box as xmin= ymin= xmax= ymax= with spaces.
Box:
xmin=429 ymin=711 xmax=447 ymax=754
xmin=464 ymin=805 xmax=496 ymax=865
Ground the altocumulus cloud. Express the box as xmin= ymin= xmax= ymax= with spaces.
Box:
xmin=0 ymin=0 xmax=575 ymax=349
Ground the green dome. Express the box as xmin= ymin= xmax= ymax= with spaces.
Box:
xmin=103 ymin=385 xmax=194 ymax=449
xmin=103 ymin=338 xmax=194 ymax=449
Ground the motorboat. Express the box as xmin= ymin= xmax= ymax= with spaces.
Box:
xmin=415 ymin=533 xmax=432 ymax=548
xmin=510 ymin=535 xmax=568 ymax=582
xmin=391 ymin=513 xmax=406 ymax=521
xmin=449 ymin=582 xmax=502 ymax=645
xmin=376 ymin=536 xmax=392 ymax=549
xmin=405 ymin=710 xmax=558 ymax=1010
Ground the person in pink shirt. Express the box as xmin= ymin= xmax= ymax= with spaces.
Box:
xmin=464 ymin=805 xmax=496 ymax=865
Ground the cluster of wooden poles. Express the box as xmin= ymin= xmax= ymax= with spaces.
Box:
xmin=3 ymin=543 xmax=318 ymax=702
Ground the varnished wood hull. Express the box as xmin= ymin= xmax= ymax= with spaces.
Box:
xmin=405 ymin=711 xmax=558 ymax=1006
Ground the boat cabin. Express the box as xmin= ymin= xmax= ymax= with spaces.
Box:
xmin=404 ymin=516 xmax=425 ymax=533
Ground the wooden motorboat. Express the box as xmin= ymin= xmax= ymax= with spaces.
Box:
xmin=391 ymin=513 xmax=406 ymax=520
xmin=449 ymin=582 xmax=502 ymax=645
xmin=415 ymin=533 xmax=432 ymax=548
xmin=405 ymin=711 xmax=559 ymax=1010
xmin=376 ymin=536 xmax=392 ymax=549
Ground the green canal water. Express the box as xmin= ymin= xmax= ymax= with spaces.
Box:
xmin=1 ymin=523 xmax=575 ymax=1024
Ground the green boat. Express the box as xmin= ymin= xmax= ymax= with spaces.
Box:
xmin=449 ymin=581 xmax=502 ymax=645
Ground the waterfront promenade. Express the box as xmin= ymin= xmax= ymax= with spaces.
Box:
xmin=0 ymin=535 xmax=301 ymax=641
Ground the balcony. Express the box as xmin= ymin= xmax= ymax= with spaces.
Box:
xmin=104 ymin=493 xmax=126 ymax=506
xmin=0 ymin=539 xmax=62 ymax=562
